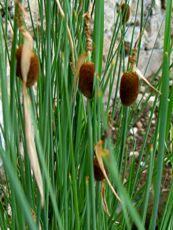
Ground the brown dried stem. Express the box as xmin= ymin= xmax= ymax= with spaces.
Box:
xmin=15 ymin=0 xmax=27 ymax=34
xmin=84 ymin=11 xmax=93 ymax=56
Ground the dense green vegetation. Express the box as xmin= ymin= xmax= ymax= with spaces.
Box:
xmin=0 ymin=0 xmax=172 ymax=229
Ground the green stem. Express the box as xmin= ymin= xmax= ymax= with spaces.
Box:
xmin=149 ymin=0 xmax=172 ymax=228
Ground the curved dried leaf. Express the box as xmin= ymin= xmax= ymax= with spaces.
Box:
xmin=23 ymin=86 xmax=44 ymax=207
xmin=135 ymin=67 xmax=161 ymax=95
xmin=101 ymin=181 xmax=110 ymax=216
xmin=94 ymin=140 xmax=121 ymax=202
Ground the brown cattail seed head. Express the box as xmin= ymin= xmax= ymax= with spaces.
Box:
xmin=79 ymin=62 xmax=95 ymax=98
xmin=93 ymin=157 xmax=105 ymax=181
xmin=16 ymin=45 xmax=39 ymax=87
xmin=120 ymin=71 xmax=139 ymax=106
xmin=121 ymin=3 xmax=130 ymax=24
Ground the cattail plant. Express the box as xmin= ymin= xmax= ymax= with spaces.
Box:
xmin=120 ymin=71 xmax=139 ymax=106
xmin=79 ymin=61 xmax=94 ymax=98
xmin=121 ymin=2 xmax=131 ymax=24
xmin=120 ymin=35 xmax=160 ymax=106
xmin=77 ymin=6 xmax=95 ymax=99
xmin=1 ymin=0 xmax=172 ymax=229
xmin=120 ymin=46 xmax=139 ymax=106
xmin=15 ymin=0 xmax=44 ymax=206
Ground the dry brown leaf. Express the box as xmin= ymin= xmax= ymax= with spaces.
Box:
xmin=101 ymin=181 xmax=110 ymax=216
xmin=22 ymin=49 xmax=44 ymax=206
xmin=135 ymin=67 xmax=161 ymax=95
xmin=94 ymin=140 xmax=121 ymax=202
xmin=23 ymin=86 xmax=44 ymax=207
xmin=21 ymin=32 xmax=33 ymax=83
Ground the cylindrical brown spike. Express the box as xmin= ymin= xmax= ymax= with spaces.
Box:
xmin=120 ymin=71 xmax=139 ymax=106
xmin=121 ymin=3 xmax=130 ymax=24
xmin=93 ymin=157 xmax=105 ymax=181
xmin=16 ymin=45 xmax=39 ymax=87
xmin=79 ymin=61 xmax=95 ymax=98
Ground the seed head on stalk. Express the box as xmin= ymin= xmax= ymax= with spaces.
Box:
xmin=15 ymin=0 xmax=44 ymax=206
xmin=120 ymin=33 xmax=160 ymax=106
xmin=78 ymin=5 xmax=95 ymax=99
